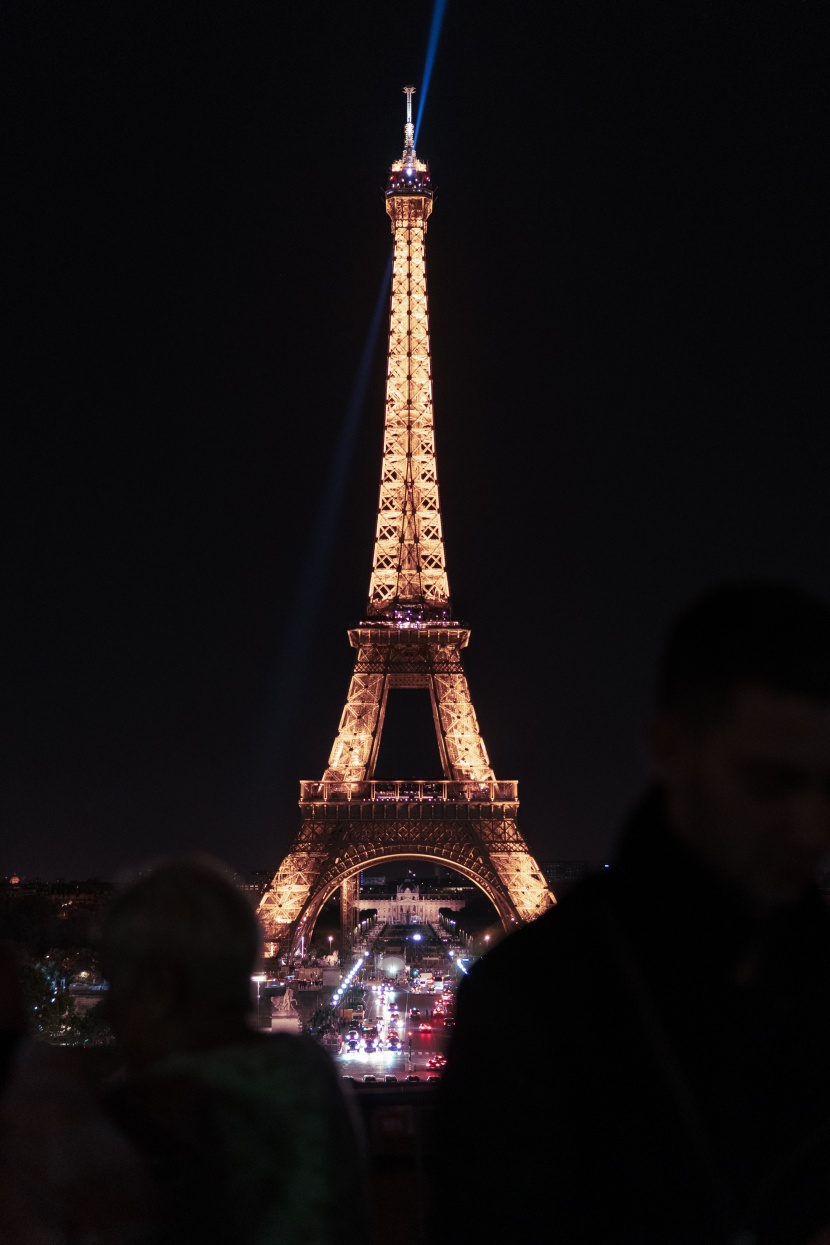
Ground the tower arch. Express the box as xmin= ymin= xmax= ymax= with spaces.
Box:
xmin=277 ymin=847 xmax=519 ymax=959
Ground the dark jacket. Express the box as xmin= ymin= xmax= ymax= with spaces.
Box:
xmin=105 ymin=1033 xmax=366 ymax=1245
xmin=431 ymin=789 xmax=830 ymax=1245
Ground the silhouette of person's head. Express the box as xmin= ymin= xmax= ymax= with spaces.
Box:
xmin=101 ymin=855 xmax=261 ymax=1068
xmin=650 ymin=582 xmax=830 ymax=908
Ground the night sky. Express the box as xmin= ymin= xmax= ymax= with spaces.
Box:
xmin=4 ymin=2 xmax=827 ymax=880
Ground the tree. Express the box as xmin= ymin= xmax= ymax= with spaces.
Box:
xmin=16 ymin=955 xmax=113 ymax=1045
xmin=18 ymin=956 xmax=73 ymax=1040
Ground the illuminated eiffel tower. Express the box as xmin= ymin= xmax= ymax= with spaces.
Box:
xmin=259 ymin=89 xmax=553 ymax=959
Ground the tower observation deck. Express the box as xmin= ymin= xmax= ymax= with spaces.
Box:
xmin=259 ymin=90 xmax=553 ymax=958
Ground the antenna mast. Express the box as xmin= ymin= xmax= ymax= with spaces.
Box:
xmin=403 ymin=84 xmax=416 ymax=164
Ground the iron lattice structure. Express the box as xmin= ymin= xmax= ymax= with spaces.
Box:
xmin=260 ymin=91 xmax=553 ymax=957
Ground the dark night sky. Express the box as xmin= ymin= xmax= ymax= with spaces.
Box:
xmin=3 ymin=2 xmax=828 ymax=880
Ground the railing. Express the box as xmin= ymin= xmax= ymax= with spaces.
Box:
xmin=299 ymin=779 xmax=518 ymax=804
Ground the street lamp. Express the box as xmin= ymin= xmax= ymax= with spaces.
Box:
xmin=251 ymin=973 xmax=267 ymax=1030
xmin=328 ymin=935 xmax=333 ymax=956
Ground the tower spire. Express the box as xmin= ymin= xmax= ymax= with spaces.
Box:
xmin=403 ymin=84 xmax=416 ymax=164
xmin=369 ymin=86 xmax=444 ymax=622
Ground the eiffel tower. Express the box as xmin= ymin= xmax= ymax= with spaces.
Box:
xmin=259 ymin=88 xmax=553 ymax=959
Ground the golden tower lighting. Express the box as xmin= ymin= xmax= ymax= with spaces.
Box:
xmin=259 ymin=89 xmax=553 ymax=959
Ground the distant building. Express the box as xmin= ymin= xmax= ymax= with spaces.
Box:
xmin=364 ymin=878 xmax=467 ymax=926
xmin=539 ymin=860 xmax=601 ymax=893
xmin=0 ymin=877 xmax=114 ymax=910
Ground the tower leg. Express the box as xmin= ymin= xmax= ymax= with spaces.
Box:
xmin=339 ymin=874 xmax=360 ymax=960
xmin=430 ymin=660 xmax=494 ymax=781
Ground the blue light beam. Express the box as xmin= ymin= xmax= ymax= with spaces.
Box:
xmin=297 ymin=248 xmax=393 ymax=616
xmin=275 ymin=247 xmax=392 ymax=688
xmin=414 ymin=0 xmax=448 ymax=145
xmin=245 ymin=251 xmax=393 ymax=824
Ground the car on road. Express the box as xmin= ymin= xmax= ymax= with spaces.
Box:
xmin=418 ymin=1022 xmax=432 ymax=1031
xmin=363 ymin=1074 xmax=378 ymax=1083
xmin=427 ymin=1055 xmax=447 ymax=1068
xmin=384 ymin=1075 xmax=398 ymax=1084
xmin=386 ymin=1038 xmax=402 ymax=1051
xmin=345 ymin=1039 xmax=361 ymax=1052
xmin=405 ymin=1074 xmax=421 ymax=1083
xmin=410 ymin=1008 xmax=421 ymax=1020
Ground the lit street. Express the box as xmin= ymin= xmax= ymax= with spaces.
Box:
xmin=331 ymin=986 xmax=454 ymax=1082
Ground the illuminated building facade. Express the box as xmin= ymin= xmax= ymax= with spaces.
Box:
xmin=260 ymin=89 xmax=553 ymax=959
xmin=369 ymin=879 xmax=465 ymax=927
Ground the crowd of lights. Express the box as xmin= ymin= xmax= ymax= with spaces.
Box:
xmin=329 ymin=948 xmax=468 ymax=1062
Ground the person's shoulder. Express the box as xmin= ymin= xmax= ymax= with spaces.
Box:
xmin=238 ymin=1031 xmax=343 ymax=1085
xmin=260 ymin=1030 xmax=339 ymax=1072
xmin=462 ymin=869 xmax=612 ymax=992
xmin=152 ymin=1033 xmax=339 ymax=1098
